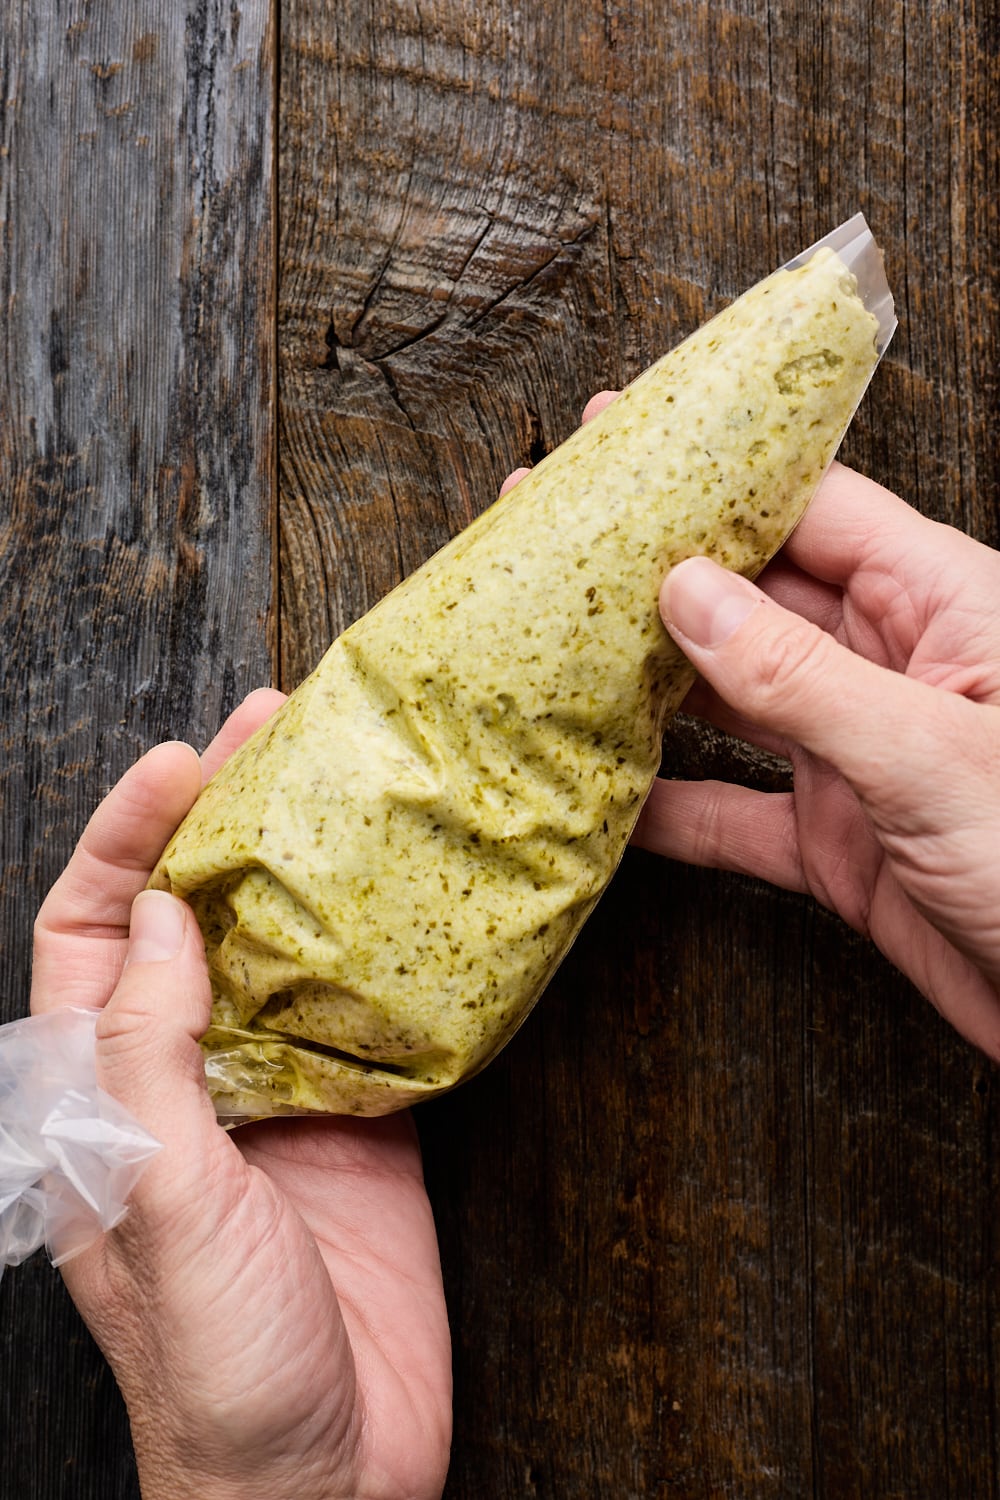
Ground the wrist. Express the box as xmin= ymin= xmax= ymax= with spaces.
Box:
xmin=134 ymin=1443 xmax=352 ymax=1500
xmin=125 ymin=1391 xmax=359 ymax=1500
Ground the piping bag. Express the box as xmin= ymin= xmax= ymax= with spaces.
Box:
xmin=143 ymin=212 xmax=896 ymax=1124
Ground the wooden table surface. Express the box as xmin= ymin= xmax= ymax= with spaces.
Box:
xmin=2 ymin=2 xmax=998 ymax=1495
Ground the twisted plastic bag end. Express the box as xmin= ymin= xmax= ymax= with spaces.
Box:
xmin=0 ymin=1009 xmax=161 ymax=1279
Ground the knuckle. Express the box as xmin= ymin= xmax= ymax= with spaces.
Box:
xmin=747 ymin=619 xmax=830 ymax=717
xmin=95 ymin=997 xmax=152 ymax=1049
xmin=689 ymin=784 xmax=729 ymax=868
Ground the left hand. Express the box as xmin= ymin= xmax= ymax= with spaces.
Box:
xmin=31 ymin=690 xmax=452 ymax=1500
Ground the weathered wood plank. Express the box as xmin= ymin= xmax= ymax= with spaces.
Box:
xmin=1 ymin=0 xmax=996 ymax=1493
xmin=0 ymin=3 xmax=274 ymax=1495
xmin=280 ymin=0 xmax=1000 ymax=1496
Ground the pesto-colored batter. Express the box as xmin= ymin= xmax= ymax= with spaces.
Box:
xmin=152 ymin=240 xmax=887 ymax=1119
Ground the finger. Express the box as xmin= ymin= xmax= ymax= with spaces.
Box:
xmin=810 ymin=466 xmax=1000 ymax=694
xmin=755 ymin=556 xmax=846 ymax=638
xmin=781 ymin=461 xmax=934 ymax=583
xmin=659 ymin=555 xmax=991 ymax=830
xmin=633 ymin=776 xmax=1000 ymax=1061
xmin=32 ymin=742 xmax=203 ymax=1014
xmin=633 ymin=778 xmax=807 ymax=892
xmin=786 ymin=464 xmax=1000 ymax=643
xmin=753 ymin=556 xmax=894 ymax=677
xmin=200 ymin=687 xmax=287 ymax=781
xmin=92 ymin=890 xmax=236 ymax=1226
xmin=499 ymin=466 xmax=531 ymax=497
xmin=101 ymin=891 xmax=213 ymax=1114
xmin=581 ymin=389 xmax=619 ymax=423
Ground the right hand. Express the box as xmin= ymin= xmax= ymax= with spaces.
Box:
xmin=504 ymin=402 xmax=1000 ymax=1058
xmin=639 ymin=461 xmax=1000 ymax=1059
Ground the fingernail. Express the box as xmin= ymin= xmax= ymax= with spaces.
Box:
xmin=128 ymin=890 xmax=186 ymax=964
xmin=662 ymin=557 xmax=764 ymax=648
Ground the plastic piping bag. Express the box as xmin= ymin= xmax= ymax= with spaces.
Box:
xmin=152 ymin=212 xmax=896 ymax=1122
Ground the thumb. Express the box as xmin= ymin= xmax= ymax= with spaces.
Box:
xmin=659 ymin=556 xmax=975 ymax=824
xmin=95 ymin=890 xmax=219 ymax=1170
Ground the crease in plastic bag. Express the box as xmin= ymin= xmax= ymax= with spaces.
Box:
xmin=0 ymin=1008 xmax=161 ymax=1278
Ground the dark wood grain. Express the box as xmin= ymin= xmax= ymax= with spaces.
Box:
xmin=0 ymin=3 xmax=274 ymax=1496
xmin=2 ymin=0 xmax=999 ymax=1495
xmin=279 ymin=1 xmax=1000 ymax=1497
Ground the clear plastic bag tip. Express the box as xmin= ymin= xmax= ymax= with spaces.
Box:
xmin=0 ymin=1008 xmax=161 ymax=1278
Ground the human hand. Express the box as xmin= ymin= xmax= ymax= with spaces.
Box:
xmin=638 ymin=459 xmax=1000 ymax=1059
xmin=31 ymin=691 xmax=452 ymax=1500
xmin=506 ymin=393 xmax=1000 ymax=1058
